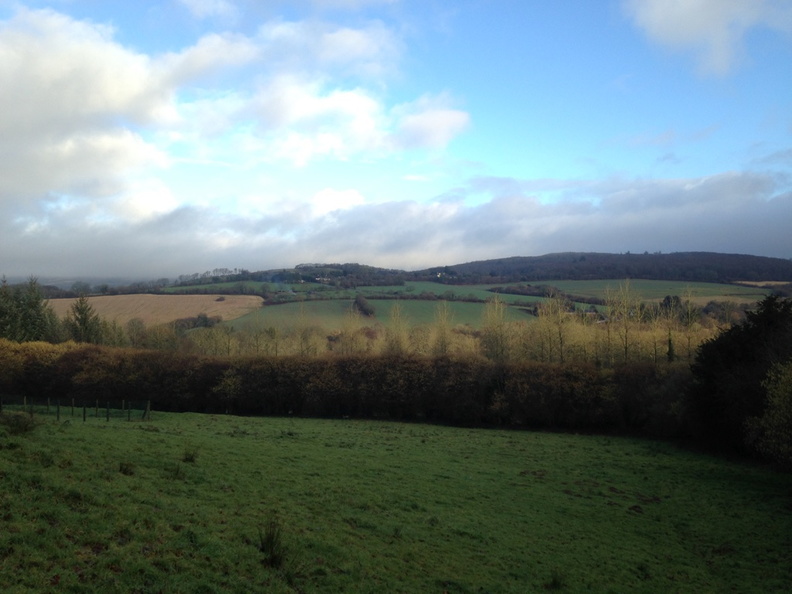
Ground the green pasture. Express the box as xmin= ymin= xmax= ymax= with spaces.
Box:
xmin=541 ymin=279 xmax=768 ymax=304
xmin=228 ymin=297 xmax=532 ymax=331
xmin=290 ymin=279 xmax=763 ymax=307
xmin=1 ymin=411 xmax=790 ymax=592
xmin=228 ymin=300 xmax=356 ymax=332
xmin=369 ymin=299 xmax=530 ymax=327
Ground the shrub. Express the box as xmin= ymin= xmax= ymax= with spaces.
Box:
xmin=746 ymin=361 xmax=792 ymax=468
xmin=0 ymin=411 xmax=39 ymax=435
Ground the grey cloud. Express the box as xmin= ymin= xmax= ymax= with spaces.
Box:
xmin=2 ymin=168 xmax=790 ymax=279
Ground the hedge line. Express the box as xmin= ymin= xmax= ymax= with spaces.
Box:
xmin=0 ymin=340 xmax=692 ymax=437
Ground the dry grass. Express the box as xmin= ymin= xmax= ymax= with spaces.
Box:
xmin=48 ymin=294 xmax=263 ymax=326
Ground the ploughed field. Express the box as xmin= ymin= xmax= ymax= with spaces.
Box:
xmin=48 ymin=294 xmax=263 ymax=326
xmin=1 ymin=411 xmax=790 ymax=592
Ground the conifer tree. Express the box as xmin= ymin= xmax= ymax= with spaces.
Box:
xmin=64 ymin=295 xmax=103 ymax=343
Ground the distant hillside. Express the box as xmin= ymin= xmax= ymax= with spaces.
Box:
xmin=23 ymin=252 xmax=790 ymax=296
xmin=422 ymin=252 xmax=792 ymax=284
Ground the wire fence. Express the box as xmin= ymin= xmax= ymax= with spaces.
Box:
xmin=0 ymin=396 xmax=151 ymax=422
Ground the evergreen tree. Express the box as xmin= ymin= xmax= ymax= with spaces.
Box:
xmin=64 ymin=296 xmax=103 ymax=343
xmin=0 ymin=277 xmax=61 ymax=342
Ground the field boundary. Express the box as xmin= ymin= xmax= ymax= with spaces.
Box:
xmin=0 ymin=396 xmax=151 ymax=422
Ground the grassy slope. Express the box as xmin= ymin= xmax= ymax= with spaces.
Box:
xmin=1 ymin=412 xmax=791 ymax=593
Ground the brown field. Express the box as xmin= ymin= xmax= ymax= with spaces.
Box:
xmin=49 ymin=294 xmax=263 ymax=326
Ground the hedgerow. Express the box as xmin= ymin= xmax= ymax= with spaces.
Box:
xmin=1 ymin=339 xmax=694 ymax=437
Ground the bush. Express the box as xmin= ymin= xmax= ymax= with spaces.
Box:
xmin=688 ymin=295 xmax=792 ymax=450
xmin=746 ymin=361 xmax=792 ymax=468
xmin=609 ymin=363 xmax=691 ymax=436
xmin=0 ymin=411 xmax=39 ymax=435
xmin=501 ymin=362 xmax=611 ymax=430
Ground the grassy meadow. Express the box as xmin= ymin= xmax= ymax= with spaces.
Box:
xmin=229 ymin=298 xmax=532 ymax=332
xmin=544 ymin=279 xmax=767 ymax=305
xmin=2 ymin=411 xmax=791 ymax=593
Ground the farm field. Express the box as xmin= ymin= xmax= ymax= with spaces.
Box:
xmin=48 ymin=294 xmax=263 ymax=326
xmin=229 ymin=298 xmax=532 ymax=331
xmin=1 ymin=411 xmax=790 ymax=593
xmin=46 ymin=279 xmax=768 ymax=332
xmin=541 ymin=279 xmax=768 ymax=305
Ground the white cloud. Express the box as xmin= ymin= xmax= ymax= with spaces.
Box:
xmin=257 ymin=19 xmax=401 ymax=77
xmin=161 ymin=32 xmax=260 ymax=85
xmin=310 ymin=188 xmax=366 ymax=216
xmin=0 ymin=8 xmax=171 ymax=130
xmin=394 ymin=108 xmax=470 ymax=150
xmin=112 ymin=179 xmax=182 ymax=222
xmin=0 ymin=8 xmax=176 ymax=217
xmin=624 ymin=0 xmax=792 ymax=74
xmin=250 ymin=76 xmax=386 ymax=165
xmin=391 ymin=94 xmax=470 ymax=150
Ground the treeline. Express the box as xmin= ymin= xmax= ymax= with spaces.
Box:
xmin=173 ymin=263 xmax=408 ymax=291
xmin=1 ymin=294 xmax=791 ymax=468
xmin=1 ymin=279 xmax=130 ymax=345
xmin=0 ymin=278 xmax=732 ymax=366
xmin=141 ymin=290 xmax=719 ymax=364
xmin=0 ymin=339 xmax=690 ymax=437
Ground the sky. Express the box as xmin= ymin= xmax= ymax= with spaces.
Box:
xmin=0 ymin=0 xmax=791 ymax=280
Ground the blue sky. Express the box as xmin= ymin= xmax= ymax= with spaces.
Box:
xmin=0 ymin=0 xmax=790 ymax=279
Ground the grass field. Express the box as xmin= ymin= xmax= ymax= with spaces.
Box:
xmin=48 ymin=295 xmax=264 ymax=326
xmin=542 ymin=279 xmax=768 ymax=305
xmin=228 ymin=298 xmax=532 ymax=331
xmin=1 ymin=411 xmax=791 ymax=592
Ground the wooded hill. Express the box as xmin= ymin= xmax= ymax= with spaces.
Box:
xmin=19 ymin=251 xmax=791 ymax=298
xmin=421 ymin=252 xmax=792 ymax=284
xmin=167 ymin=251 xmax=792 ymax=294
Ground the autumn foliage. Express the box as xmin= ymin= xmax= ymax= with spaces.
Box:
xmin=0 ymin=338 xmax=691 ymax=437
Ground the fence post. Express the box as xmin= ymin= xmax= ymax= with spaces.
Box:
xmin=127 ymin=405 xmax=131 ymax=422
xmin=95 ymin=400 xmax=99 ymax=418
xmin=145 ymin=400 xmax=151 ymax=421
xmin=83 ymin=404 xmax=86 ymax=422
xmin=71 ymin=398 xmax=75 ymax=417
xmin=106 ymin=402 xmax=110 ymax=422
xmin=57 ymin=399 xmax=60 ymax=421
